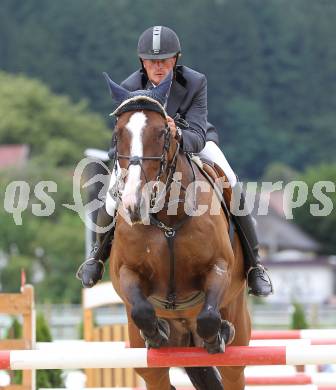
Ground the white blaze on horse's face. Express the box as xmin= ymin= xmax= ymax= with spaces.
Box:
xmin=122 ymin=111 xmax=147 ymax=215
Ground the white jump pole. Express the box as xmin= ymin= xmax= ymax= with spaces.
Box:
xmin=36 ymin=341 xmax=128 ymax=350
xmin=34 ymin=337 xmax=336 ymax=351
xmin=2 ymin=345 xmax=336 ymax=370
xmin=38 ymin=386 xmax=336 ymax=390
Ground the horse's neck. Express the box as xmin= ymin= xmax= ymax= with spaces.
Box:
xmin=176 ymin=152 xmax=195 ymax=191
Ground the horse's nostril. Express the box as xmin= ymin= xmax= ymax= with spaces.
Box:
xmin=125 ymin=202 xmax=142 ymax=224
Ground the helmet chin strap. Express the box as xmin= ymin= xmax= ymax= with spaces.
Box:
xmin=173 ymin=53 xmax=180 ymax=71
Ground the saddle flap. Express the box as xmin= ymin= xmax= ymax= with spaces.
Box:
xmin=193 ymin=156 xmax=232 ymax=208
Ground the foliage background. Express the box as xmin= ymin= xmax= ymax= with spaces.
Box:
xmin=6 ymin=314 xmax=63 ymax=387
xmin=0 ymin=0 xmax=335 ymax=302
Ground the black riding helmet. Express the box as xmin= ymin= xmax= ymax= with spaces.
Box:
xmin=137 ymin=26 xmax=181 ymax=60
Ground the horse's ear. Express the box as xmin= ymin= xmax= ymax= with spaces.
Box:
xmin=153 ymin=71 xmax=173 ymax=103
xmin=103 ymin=72 xmax=130 ymax=103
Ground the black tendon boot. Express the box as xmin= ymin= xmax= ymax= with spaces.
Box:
xmin=76 ymin=206 xmax=116 ymax=288
xmin=231 ymin=186 xmax=273 ymax=297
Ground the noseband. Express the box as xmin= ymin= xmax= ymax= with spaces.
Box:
xmin=112 ymin=119 xmax=181 ymax=209
xmin=118 ymin=121 xmax=170 ymax=176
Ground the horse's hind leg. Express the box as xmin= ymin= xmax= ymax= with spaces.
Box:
xmin=126 ymin=308 xmax=172 ymax=390
xmin=135 ymin=368 xmax=172 ymax=390
xmin=219 ymin=367 xmax=245 ymax=390
xmin=218 ymin=290 xmax=251 ymax=390
xmin=119 ymin=265 xmax=169 ymax=347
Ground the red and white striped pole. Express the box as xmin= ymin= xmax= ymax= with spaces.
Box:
xmin=246 ymin=373 xmax=336 ymax=386
xmin=1 ymin=345 xmax=336 ymax=370
xmin=245 ymin=387 xmax=336 ymax=390
xmin=250 ymin=339 xmax=336 ymax=346
xmin=37 ymin=386 xmax=336 ymax=390
xmin=251 ymin=329 xmax=336 ymax=340
xmin=36 ymin=387 xmax=336 ymax=390
xmin=34 ymin=337 xmax=336 ymax=352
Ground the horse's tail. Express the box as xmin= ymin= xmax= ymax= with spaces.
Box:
xmin=184 ymin=366 xmax=224 ymax=390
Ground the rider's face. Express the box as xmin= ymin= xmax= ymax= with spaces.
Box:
xmin=142 ymin=56 xmax=177 ymax=85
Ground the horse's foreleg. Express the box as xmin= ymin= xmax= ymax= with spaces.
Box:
xmin=126 ymin=310 xmax=172 ymax=390
xmin=197 ymin=259 xmax=234 ymax=353
xmin=119 ymin=265 xmax=170 ymax=348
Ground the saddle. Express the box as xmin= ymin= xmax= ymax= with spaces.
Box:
xmin=190 ymin=155 xmax=235 ymax=243
xmin=190 ymin=155 xmax=232 ymax=212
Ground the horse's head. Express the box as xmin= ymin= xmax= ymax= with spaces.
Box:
xmin=103 ymin=72 xmax=179 ymax=224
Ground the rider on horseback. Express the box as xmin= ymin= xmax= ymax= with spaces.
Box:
xmin=77 ymin=26 xmax=273 ymax=297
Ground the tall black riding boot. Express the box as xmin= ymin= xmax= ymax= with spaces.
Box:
xmin=76 ymin=206 xmax=116 ymax=288
xmin=232 ymin=212 xmax=273 ymax=297
xmin=230 ymin=184 xmax=273 ymax=297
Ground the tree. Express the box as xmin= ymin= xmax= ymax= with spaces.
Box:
xmin=293 ymin=164 xmax=336 ymax=254
xmin=1 ymin=0 xmax=336 ymax=301
xmin=0 ymin=164 xmax=85 ymax=302
xmin=291 ymin=302 xmax=308 ymax=330
xmin=262 ymin=162 xmax=299 ymax=184
xmin=36 ymin=312 xmax=63 ymax=388
xmin=220 ymin=96 xmax=284 ymax=179
xmin=6 ymin=314 xmax=63 ymax=388
xmin=1 ymin=0 xmax=336 ymax=177
xmin=0 ymin=72 xmax=113 ymax=302
xmin=0 ymin=71 xmax=110 ymax=167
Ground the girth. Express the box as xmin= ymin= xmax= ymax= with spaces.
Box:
xmin=148 ymin=291 xmax=205 ymax=311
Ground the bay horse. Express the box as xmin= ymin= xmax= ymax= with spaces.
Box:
xmin=104 ymin=72 xmax=251 ymax=390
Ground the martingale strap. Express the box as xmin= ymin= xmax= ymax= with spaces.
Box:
xmin=149 ymin=213 xmax=190 ymax=310
xmin=148 ymin=153 xmax=196 ymax=310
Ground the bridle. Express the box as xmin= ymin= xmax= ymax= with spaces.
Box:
xmin=112 ymin=119 xmax=181 ymax=209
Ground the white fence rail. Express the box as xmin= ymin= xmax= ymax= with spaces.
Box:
xmin=0 ymin=303 xmax=335 ymax=340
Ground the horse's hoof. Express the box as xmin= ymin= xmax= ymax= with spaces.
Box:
xmin=140 ymin=318 xmax=170 ymax=349
xmin=197 ymin=308 xmax=221 ymax=339
xmin=131 ymin=300 xmax=156 ymax=331
xmin=204 ymin=332 xmax=225 ymax=354
xmin=203 ymin=320 xmax=235 ymax=354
